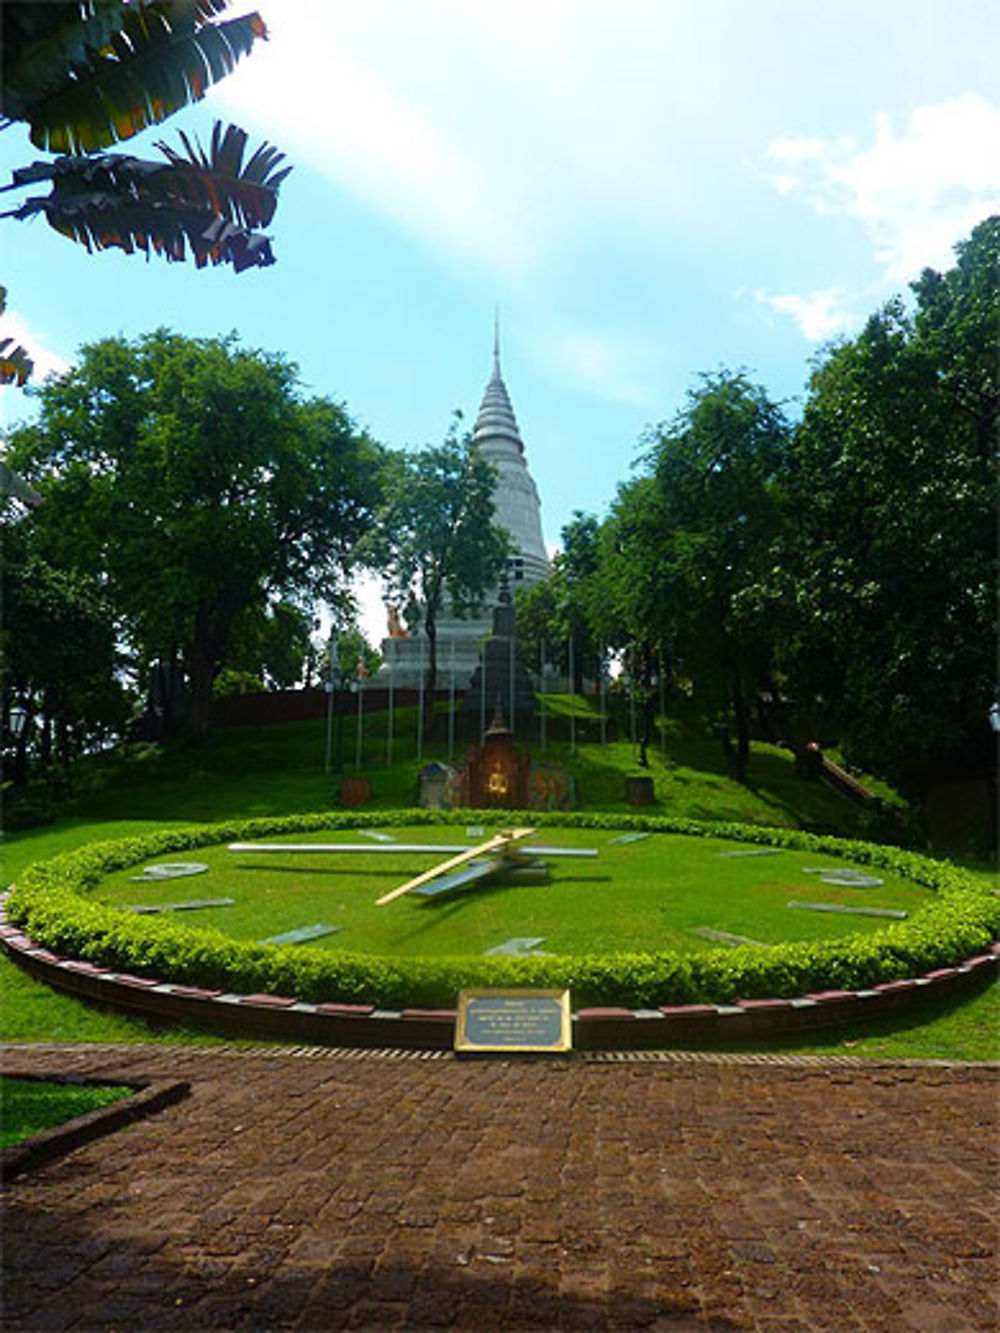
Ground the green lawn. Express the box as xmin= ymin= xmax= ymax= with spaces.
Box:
xmin=1 ymin=1077 xmax=133 ymax=1148
xmin=94 ymin=824 xmax=933 ymax=958
xmin=771 ymin=972 xmax=998 ymax=1062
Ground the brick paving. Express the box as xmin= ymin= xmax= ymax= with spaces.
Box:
xmin=1 ymin=1044 xmax=997 ymax=1331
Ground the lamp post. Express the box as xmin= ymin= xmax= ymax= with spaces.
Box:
xmin=640 ymin=669 xmax=657 ymax=769
xmin=8 ymin=702 xmax=28 ymax=740
xmin=354 ymin=676 xmax=363 ymax=771
xmin=989 ymin=704 xmax=1000 ymax=862
xmin=8 ymin=700 xmax=29 ymax=787
xmin=336 ymin=675 xmax=345 ymax=775
xmin=599 ymin=644 xmax=608 ymax=749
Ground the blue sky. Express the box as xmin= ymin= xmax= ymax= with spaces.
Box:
xmin=3 ymin=1 xmax=999 ymax=641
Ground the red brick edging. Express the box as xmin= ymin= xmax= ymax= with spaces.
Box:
xmin=2 ymin=890 xmax=997 ymax=1051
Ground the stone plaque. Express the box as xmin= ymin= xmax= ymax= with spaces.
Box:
xmin=261 ymin=923 xmax=341 ymax=945
xmin=126 ymin=897 xmax=235 ymax=914
xmin=482 ymin=937 xmax=547 ymax=957
xmin=130 ymin=862 xmax=209 ymax=881
xmin=787 ymin=901 xmax=907 ymax=920
xmin=455 ymin=989 xmax=571 ymax=1054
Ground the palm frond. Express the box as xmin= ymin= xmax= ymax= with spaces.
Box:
xmin=14 ymin=191 xmax=275 ymax=273
xmin=2 ymin=2 xmax=137 ymax=113
xmin=0 ymin=336 xmax=34 ymax=386
xmin=0 ymin=461 xmax=44 ymax=507
xmin=2 ymin=2 xmax=268 ymax=153
xmin=156 ymin=122 xmax=291 ymax=228
xmin=6 ymin=127 xmax=288 ymax=272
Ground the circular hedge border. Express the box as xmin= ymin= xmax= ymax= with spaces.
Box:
xmin=6 ymin=808 xmax=999 ymax=1011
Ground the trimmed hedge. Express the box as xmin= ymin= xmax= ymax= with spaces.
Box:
xmin=7 ymin=809 xmax=999 ymax=1009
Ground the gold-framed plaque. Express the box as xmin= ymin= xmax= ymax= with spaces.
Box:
xmin=455 ymin=988 xmax=572 ymax=1055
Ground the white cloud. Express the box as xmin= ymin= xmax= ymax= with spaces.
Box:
xmin=353 ymin=570 xmax=389 ymax=650
xmin=316 ymin=570 xmax=388 ymax=653
xmin=0 ymin=310 xmax=70 ymax=382
xmin=212 ymin=8 xmax=998 ymax=413
xmin=752 ymin=287 xmax=857 ymax=342
xmin=764 ymin=94 xmax=1000 ymax=281
xmin=767 ymin=136 xmax=829 ymax=164
xmin=526 ymin=318 xmax=662 ymax=407
xmin=215 ymin=1 xmax=700 ymax=286
xmin=219 ymin=18 xmax=533 ymax=277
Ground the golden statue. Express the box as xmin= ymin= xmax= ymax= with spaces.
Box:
xmin=386 ymin=605 xmax=409 ymax=639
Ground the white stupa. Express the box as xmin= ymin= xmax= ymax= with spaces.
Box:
xmin=379 ymin=323 xmax=551 ymax=687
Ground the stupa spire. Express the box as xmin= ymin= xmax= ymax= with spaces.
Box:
xmin=474 ymin=311 xmax=523 ymax=453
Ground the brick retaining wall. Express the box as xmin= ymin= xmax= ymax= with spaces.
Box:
xmin=2 ymin=891 xmax=996 ymax=1052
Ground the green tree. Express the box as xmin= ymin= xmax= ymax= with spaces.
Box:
xmin=333 ymin=626 xmax=383 ymax=682
xmin=305 ymin=625 xmax=381 ymax=690
xmin=596 ymin=372 xmax=791 ymax=776
xmin=587 ymin=475 xmax=682 ymax=761
xmin=910 ymin=216 xmax=999 ymax=464
xmin=8 ymin=329 xmax=383 ymax=737
xmin=587 ymin=475 xmax=664 ymax=653
xmin=370 ymin=424 xmax=510 ymax=736
xmin=0 ymin=2 xmax=287 ymax=277
xmin=779 ymin=218 xmax=998 ymax=796
xmin=515 ymin=511 xmax=602 ymax=691
xmin=2 ymin=528 xmax=129 ymax=785
xmin=223 ymin=601 xmax=314 ymax=689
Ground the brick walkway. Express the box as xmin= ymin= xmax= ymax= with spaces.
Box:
xmin=2 ymin=1044 xmax=997 ymax=1331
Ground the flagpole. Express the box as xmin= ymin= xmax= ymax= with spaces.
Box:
xmin=629 ymin=646 xmax=637 ymax=761
xmin=356 ymin=673 xmax=363 ymax=770
xmin=659 ymin=643 xmax=666 ymax=757
xmin=569 ymin=636 xmax=576 ymax=755
xmin=448 ymin=636 xmax=455 ymax=762
xmin=480 ymin=635 xmax=487 ymax=741
xmin=600 ymin=642 xmax=607 ymax=748
xmin=417 ymin=634 xmax=424 ymax=764
xmin=386 ymin=661 xmax=394 ymax=766
xmin=540 ymin=637 xmax=546 ymax=754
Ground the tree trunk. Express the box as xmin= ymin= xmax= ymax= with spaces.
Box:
xmin=185 ymin=597 xmax=242 ymax=739
xmin=55 ymin=717 xmax=71 ymax=793
xmin=185 ymin=654 xmax=215 ymax=740
xmin=730 ymin=666 xmax=750 ymax=782
xmin=11 ymin=734 xmax=29 ymax=787
xmin=39 ymin=712 xmax=52 ymax=767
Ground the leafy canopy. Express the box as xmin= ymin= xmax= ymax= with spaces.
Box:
xmin=373 ymin=424 xmax=511 ymax=643
xmin=777 ymin=217 xmax=998 ymax=793
xmin=8 ymin=329 xmax=383 ymax=734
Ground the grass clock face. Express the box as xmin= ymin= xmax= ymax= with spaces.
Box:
xmin=93 ymin=825 xmax=931 ymax=960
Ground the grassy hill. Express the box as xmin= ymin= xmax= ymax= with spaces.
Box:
xmin=41 ymin=697 xmax=905 ymax=840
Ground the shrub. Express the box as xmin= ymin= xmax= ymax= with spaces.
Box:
xmin=4 ymin=783 xmax=58 ymax=831
xmin=7 ymin=809 xmax=998 ymax=1009
xmin=211 ymin=669 xmax=267 ymax=698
